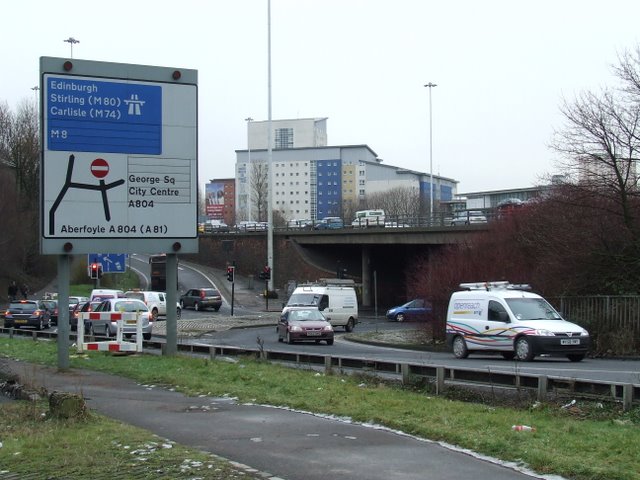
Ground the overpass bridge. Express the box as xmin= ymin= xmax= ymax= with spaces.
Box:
xmin=193 ymin=225 xmax=488 ymax=308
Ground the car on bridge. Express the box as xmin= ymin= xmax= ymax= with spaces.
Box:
xmin=450 ymin=210 xmax=487 ymax=226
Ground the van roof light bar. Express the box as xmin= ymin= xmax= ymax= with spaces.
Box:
xmin=459 ymin=281 xmax=531 ymax=291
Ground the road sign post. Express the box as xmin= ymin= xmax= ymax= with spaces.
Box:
xmin=40 ymin=57 xmax=198 ymax=366
xmin=40 ymin=57 xmax=198 ymax=255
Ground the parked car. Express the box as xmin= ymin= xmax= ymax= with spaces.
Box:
xmin=277 ymin=307 xmax=334 ymax=345
xmin=70 ymin=300 xmax=102 ymax=331
xmin=91 ymin=298 xmax=153 ymax=340
xmin=450 ymin=210 xmax=487 ymax=226
xmin=41 ymin=299 xmax=59 ymax=325
xmin=179 ymin=288 xmax=222 ymax=311
xmin=3 ymin=300 xmax=52 ymax=330
xmin=385 ymin=299 xmax=432 ymax=322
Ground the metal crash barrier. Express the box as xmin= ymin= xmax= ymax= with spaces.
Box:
xmin=77 ymin=312 xmax=143 ymax=353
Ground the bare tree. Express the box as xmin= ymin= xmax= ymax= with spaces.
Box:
xmin=0 ymin=100 xmax=40 ymax=208
xmin=250 ymin=161 xmax=269 ymax=222
xmin=0 ymin=99 xmax=41 ymax=281
xmin=551 ymin=49 xmax=640 ymax=246
xmin=363 ymin=186 xmax=423 ymax=220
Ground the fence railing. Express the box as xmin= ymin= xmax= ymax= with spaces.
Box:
xmin=549 ymin=296 xmax=640 ymax=354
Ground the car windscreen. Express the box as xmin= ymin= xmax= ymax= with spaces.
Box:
xmin=505 ymin=298 xmax=562 ymax=321
xmin=287 ymin=293 xmax=321 ymax=307
xmin=113 ymin=300 xmax=149 ymax=312
xmin=288 ymin=310 xmax=324 ymax=321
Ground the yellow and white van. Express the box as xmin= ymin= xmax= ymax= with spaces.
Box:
xmin=445 ymin=281 xmax=590 ymax=362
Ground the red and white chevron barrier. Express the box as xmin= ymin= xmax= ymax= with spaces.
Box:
xmin=76 ymin=312 xmax=143 ymax=353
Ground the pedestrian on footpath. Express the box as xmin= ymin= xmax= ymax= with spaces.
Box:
xmin=7 ymin=281 xmax=18 ymax=301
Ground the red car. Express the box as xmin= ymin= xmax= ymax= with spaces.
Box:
xmin=277 ymin=307 xmax=334 ymax=345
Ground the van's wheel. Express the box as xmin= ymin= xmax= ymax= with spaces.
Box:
xmin=395 ymin=313 xmax=405 ymax=322
xmin=452 ymin=336 xmax=469 ymax=359
xmin=501 ymin=352 xmax=516 ymax=360
xmin=326 ymin=339 xmax=334 ymax=345
xmin=567 ymin=354 xmax=585 ymax=362
xmin=345 ymin=318 xmax=355 ymax=332
xmin=515 ymin=336 xmax=535 ymax=361
xmin=143 ymin=332 xmax=152 ymax=341
xmin=151 ymin=309 xmax=158 ymax=321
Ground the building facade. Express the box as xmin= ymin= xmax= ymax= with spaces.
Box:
xmin=235 ymin=118 xmax=457 ymax=223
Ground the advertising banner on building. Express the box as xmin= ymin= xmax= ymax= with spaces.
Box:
xmin=206 ymin=182 xmax=224 ymax=218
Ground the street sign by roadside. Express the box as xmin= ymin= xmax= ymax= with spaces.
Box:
xmin=88 ymin=253 xmax=126 ymax=273
xmin=40 ymin=57 xmax=198 ymax=255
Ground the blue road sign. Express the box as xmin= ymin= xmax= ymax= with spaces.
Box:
xmin=88 ymin=253 xmax=127 ymax=273
xmin=46 ymin=76 xmax=162 ymax=154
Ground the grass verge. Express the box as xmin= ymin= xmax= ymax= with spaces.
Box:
xmin=0 ymin=401 xmax=262 ymax=479
xmin=2 ymin=337 xmax=640 ymax=480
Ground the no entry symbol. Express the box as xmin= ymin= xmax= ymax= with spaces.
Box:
xmin=90 ymin=158 xmax=109 ymax=179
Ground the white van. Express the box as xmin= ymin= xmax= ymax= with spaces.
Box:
xmin=352 ymin=209 xmax=385 ymax=228
xmin=124 ymin=290 xmax=182 ymax=321
xmin=90 ymin=289 xmax=125 ymax=302
xmin=446 ymin=281 xmax=590 ymax=362
xmin=283 ymin=280 xmax=358 ymax=331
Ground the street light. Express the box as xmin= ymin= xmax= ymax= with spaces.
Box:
xmin=424 ymin=82 xmax=437 ymax=222
xmin=245 ymin=116 xmax=253 ymax=222
xmin=266 ymin=0 xmax=274 ymax=292
xmin=63 ymin=37 xmax=80 ymax=58
xmin=31 ymin=86 xmax=39 ymax=103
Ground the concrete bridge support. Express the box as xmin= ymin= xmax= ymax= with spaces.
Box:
xmin=361 ymin=246 xmax=371 ymax=307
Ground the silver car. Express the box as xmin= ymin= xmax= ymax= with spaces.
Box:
xmin=90 ymin=298 xmax=153 ymax=340
xmin=451 ymin=210 xmax=487 ymax=226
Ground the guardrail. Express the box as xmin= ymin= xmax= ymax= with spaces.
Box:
xmin=151 ymin=340 xmax=640 ymax=411
xmin=2 ymin=327 xmax=638 ymax=410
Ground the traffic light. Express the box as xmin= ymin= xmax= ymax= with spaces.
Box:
xmin=89 ymin=263 xmax=103 ymax=279
xmin=226 ymin=266 xmax=235 ymax=282
xmin=97 ymin=264 xmax=103 ymax=279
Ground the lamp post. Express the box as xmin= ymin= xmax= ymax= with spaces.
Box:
xmin=424 ymin=82 xmax=437 ymax=222
xmin=266 ymin=0 xmax=274 ymax=293
xmin=31 ymin=86 xmax=39 ymax=104
xmin=245 ymin=117 xmax=253 ymax=222
xmin=63 ymin=37 xmax=80 ymax=58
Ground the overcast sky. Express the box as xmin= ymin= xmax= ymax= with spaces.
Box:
xmin=3 ymin=0 xmax=640 ymax=193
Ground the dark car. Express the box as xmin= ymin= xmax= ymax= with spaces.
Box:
xmin=314 ymin=217 xmax=344 ymax=230
xmin=277 ymin=307 xmax=334 ymax=345
xmin=4 ymin=300 xmax=52 ymax=330
xmin=385 ymin=299 xmax=432 ymax=322
xmin=41 ymin=299 xmax=59 ymax=325
xmin=179 ymin=288 xmax=222 ymax=311
xmin=70 ymin=300 xmax=102 ymax=331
